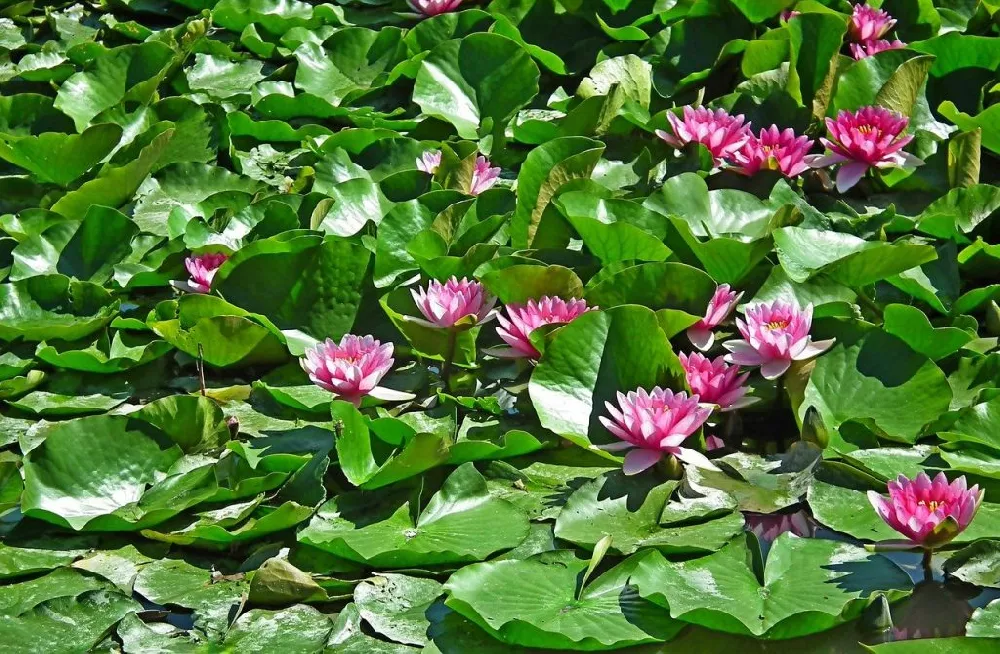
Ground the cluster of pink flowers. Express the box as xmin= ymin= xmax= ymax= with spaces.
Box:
xmin=656 ymin=107 xmax=814 ymax=179
xmin=847 ymin=3 xmax=905 ymax=60
xmin=415 ymin=151 xmax=500 ymax=196
xmin=659 ymin=103 xmax=921 ymax=190
xmin=172 ymin=252 xmax=229 ymax=294
xmin=869 ymin=472 xmax=983 ymax=550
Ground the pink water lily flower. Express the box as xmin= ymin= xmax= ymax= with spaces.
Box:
xmin=301 ymin=335 xmax=413 ymax=406
xmin=488 ymin=296 xmax=593 ymax=360
xmin=850 ymin=39 xmax=906 ymax=60
xmin=656 ymin=106 xmax=751 ymax=163
xmin=172 ymin=252 xmax=228 ymax=294
xmin=744 ymin=510 xmax=815 ymax=542
xmin=780 ymin=10 xmax=800 ymax=22
xmin=679 ymin=352 xmax=757 ymax=412
xmin=410 ymin=276 xmax=497 ymax=329
xmin=849 ymin=3 xmax=896 ymax=42
xmin=408 ymin=0 xmax=463 ymax=16
xmin=416 ymin=150 xmax=441 ymax=174
xmin=687 ymin=284 xmax=743 ymax=351
xmin=599 ymin=387 xmax=716 ymax=475
xmin=722 ymin=301 xmax=835 ymax=379
xmin=469 ymin=155 xmax=500 ymax=195
xmin=806 ymin=106 xmax=923 ymax=192
xmin=729 ymin=125 xmax=814 ymax=178
xmin=868 ymin=472 xmax=983 ymax=549
xmin=705 ymin=435 xmax=725 ymax=451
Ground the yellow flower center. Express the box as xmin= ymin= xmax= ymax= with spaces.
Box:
xmin=857 ymin=125 xmax=874 ymax=134
xmin=919 ymin=500 xmax=942 ymax=512
xmin=765 ymin=320 xmax=789 ymax=331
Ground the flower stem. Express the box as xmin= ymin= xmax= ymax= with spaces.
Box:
xmin=855 ymin=289 xmax=884 ymax=323
xmin=440 ymin=327 xmax=458 ymax=392
xmin=921 ymin=548 xmax=934 ymax=582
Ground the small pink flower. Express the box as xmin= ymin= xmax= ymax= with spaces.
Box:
xmin=416 ymin=150 xmax=441 ymax=174
xmin=722 ymin=301 xmax=835 ymax=380
xmin=687 ymin=284 xmax=743 ymax=351
xmin=744 ymin=510 xmax=815 ymax=542
xmin=598 ymin=387 xmax=716 ymax=475
xmin=849 ymin=3 xmax=896 ymax=42
xmin=705 ymin=435 xmax=726 ymax=451
xmin=806 ymin=106 xmax=922 ymax=192
xmin=780 ymin=10 xmax=800 ymax=22
xmin=172 ymin=252 xmax=228 ymax=294
xmin=408 ymin=0 xmax=463 ymax=16
xmin=850 ymin=39 xmax=906 ymax=60
xmin=469 ymin=155 xmax=500 ymax=195
xmin=868 ymin=472 xmax=983 ymax=549
xmin=729 ymin=125 xmax=814 ymax=178
xmin=655 ymin=106 xmax=751 ymax=163
xmin=679 ymin=352 xmax=757 ymax=412
xmin=489 ymin=296 xmax=593 ymax=360
xmin=301 ymin=335 xmax=413 ymax=406
xmin=410 ymin=276 xmax=497 ymax=329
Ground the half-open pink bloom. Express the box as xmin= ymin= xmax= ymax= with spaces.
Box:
xmin=172 ymin=253 xmax=228 ymax=294
xmin=489 ymin=296 xmax=592 ymax=359
xmin=806 ymin=106 xmax=922 ymax=192
xmin=705 ymin=435 xmax=725 ymax=451
xmin=679 ymin=352 xmax=757 ymax=411
xmin=598 ymin=387 xmax=716 ymax=475
xmin=408 ymin=0 xmax=463 ymax=16
xmin=301 ymin=335 xmax=413 ymax=406
xmin=868 ymin=472 xmax=983 ymax=549
xmin=410 ymin=277 xmax=497 ymax=329
xmin=850 ymin=39 xmax=906 ymax=60
xmin=687 ymin=284 xmax=743 ymax=351
xmin=469 ymin=155 xmax=500 ymax=195
xmin=744 ymin=510 xmax=815 ymax=542
xmin=722 ymin=301 xmax=835 ymax=379
xmin=729 ymin=125 xmax=814 ymax=178
xmin=656 ymin=106 xmax=751 ymax=163
xmin=416 ymin=150 xmax=441 ymax=174
xmin=849 ymin=3 xmax=896 ymax=42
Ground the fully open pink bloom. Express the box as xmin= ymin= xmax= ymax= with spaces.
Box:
xmin=598 ymin=387 xmax=716 ymax=475
xmin=469 ymin=155 xmax=500 ymax=195
xmin=301 ymin=335 xmax=412 ymax=406
xmin=172 ymin=253 xmax=228 ymax=294
xmin=850 ymin=39 xmax=906 ymax=60
xmin=687 ymin=284 xmax=743 ymax=350
xmin=408 ymin=0 xmax=463 ymax=16
xmin=416 ymin=150 xmax=441 ymax=174
xmin=849 ymin=4 xmax=896 ymax=42
xmin=729 ymin=125 xmax=814 ymax=178
xmin=722 ymin=301 xmax=835 ymax=379
xmin=410 ymin=277 xmax=497 ymax=329
xmin=656 ymin=106 xmax=751 ymax=163
xmin=489 ymin=296 xmax=592 ymax=359
xmin=744 ymin=510 xmax=815 ymax=542
xmin=806 ymin=106 xmax=922 ymax=192
xmin=868 ymin=472 xmax=983 ymax=548
xmin=679 ymin=352 xmax=756 ymax=411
